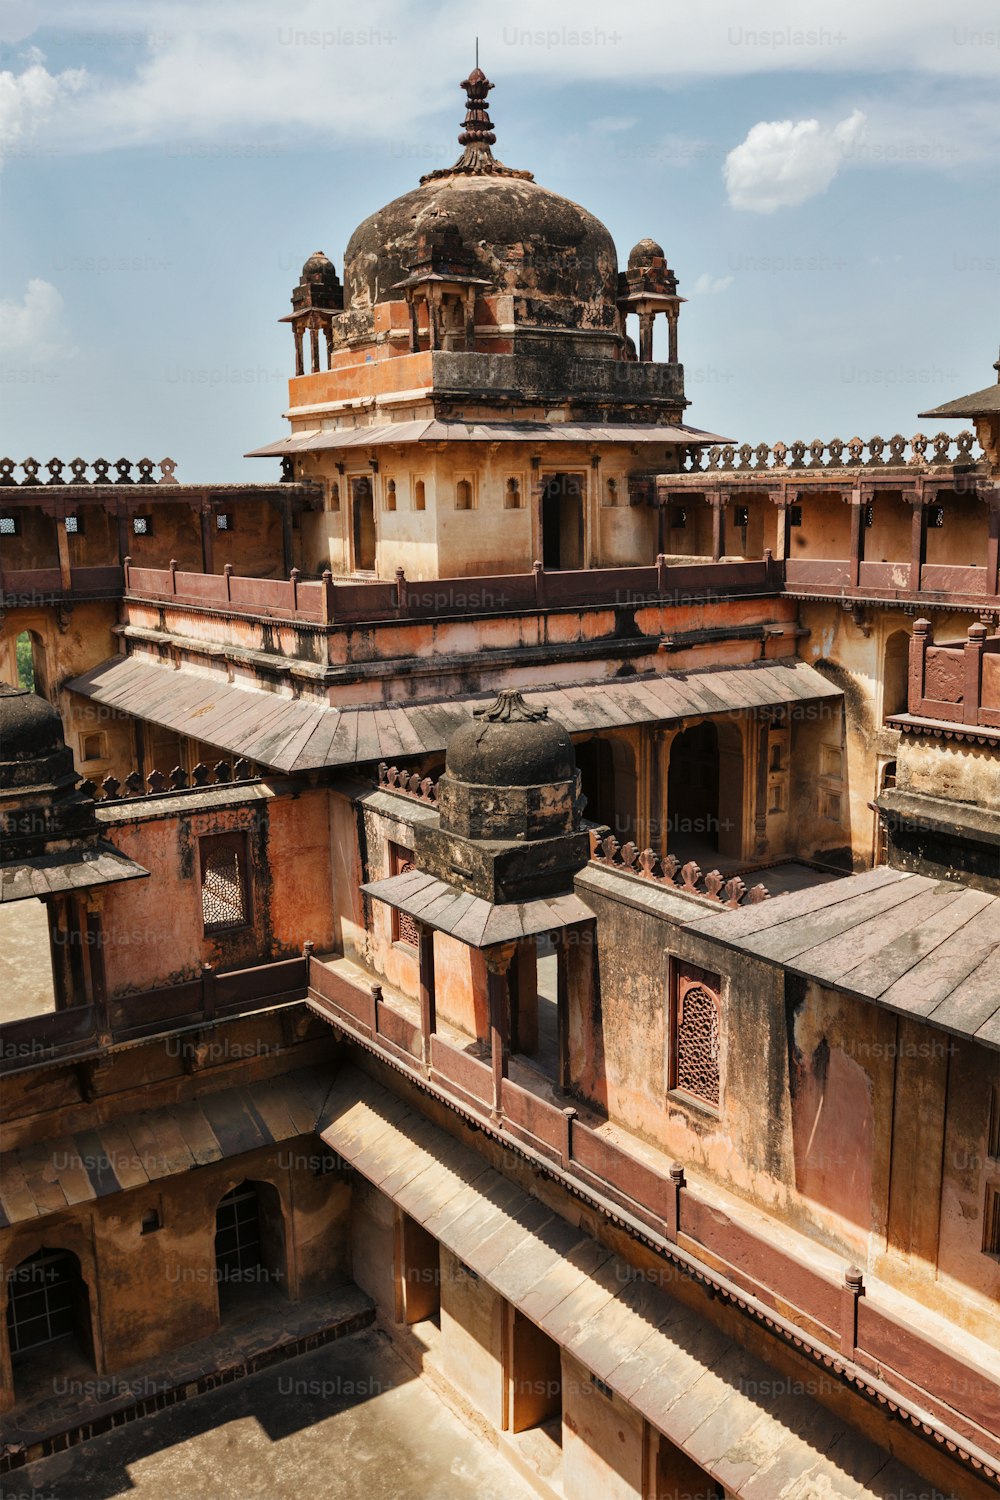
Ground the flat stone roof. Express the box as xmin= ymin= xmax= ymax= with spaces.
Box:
xmin=688 ymin=866 xmax=1000 ymax=1049
xmin=67 ymin=656 xmax=841 ymax=775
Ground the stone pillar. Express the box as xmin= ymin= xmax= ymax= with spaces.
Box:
xmin=294 ymin=322 xmax=304 ymax=377
xmin=556 ymin=930 xmax=570 ymax=1094
xmin=485 ymin=946 xmax=513 ymax=1119
xmin=848 ymin=489 xmax=865 ymax=588
xmin=309 ymin=320 xmax=321 ymax=375
xmin=638 ymin=310 xmax=655 ymax=363
xmin=909 ymin=491 xmax=927 ymax=593
xmin=988 ymin=500 xmax=1000 ymax=597
xmin=666 ymin=306 xmax=679 ymax=364
xmin=279 ymin=495 xmax=294 ymax=575
xmin=908 ymin=618 xmax=931 ymax=715
xmin=417 ymin=922 xmax=436 ymax=1066
xmin=964 ymin=622 xmax=987 ymax=726
xmin=55 ymin=513 xmax=72 ymax=591
xmin=711 ymin=493 xmax=726 ymax=562
xmin=199 ymin=500 xmax=214 ymax=574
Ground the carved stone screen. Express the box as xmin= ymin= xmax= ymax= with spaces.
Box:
xmin=389 ymin=842 xmax=420 ymax=948
xmin=200 ymin=834 xmax=249 ymax=931
xmin=670 ymin=962 xmax=722 ymax=1110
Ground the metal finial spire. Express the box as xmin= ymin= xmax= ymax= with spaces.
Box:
xmin=420 ymin=67 xmax=534 ymax=183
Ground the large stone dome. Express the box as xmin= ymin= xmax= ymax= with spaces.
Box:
xmin=344 ymin=176 xmax=619 ymax=331
xmin=343 ymin=69 xmax=620 ymax=333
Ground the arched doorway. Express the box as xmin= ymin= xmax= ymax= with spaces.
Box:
xmin=575 ymin=736 xmax=638 ymax=841
xmin=15 ymin=629 xmax=47 ymax=697
xmin=541 ymin=473 xmax=583 ymax=571
xmin=214 ymin=1180 xmax=287 ymax=1319
xmin=6 ymin=1247 xmax=94 ymax=1396
xmin=668 ymin=722 xmax=720 ymax=859
xmin=351 ymin=476 xmax=376 ymax=572
xmin=666 ymin=720 xmax=744 ymax=865
xmin=883 ymin=629 xmax=910 ymax=720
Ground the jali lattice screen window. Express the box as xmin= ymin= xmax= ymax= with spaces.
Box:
xmin=669 ymin=961 xmax=722 ymax=1111
xmin=200 ymin=833 xmax=250 ymax=932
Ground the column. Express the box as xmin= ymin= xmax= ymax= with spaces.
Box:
xmin=417 ymin=922 xmax=436 ymax=1067
xmin=485 ymin=946 xmax=513 ymax=1119
xmin=666 ymin=307 xmax=679 ymax=364
xmin=848 ymin=488 xmax=864 ymax=589
xmin=199 ymin=499 xmax=215 ymax=574
xmin=279 ymin=495 xmax=294 ymax=575
xmin=555 ymin=930 xmax=570 ymax=1094
xmin=309 ymin=319 xmax=321 ymax=375
xmin=909 ymin=489 xmax=927 ymax=593
xmin=908 ymin=618 xmax=931 ymax=716
xmin=987 ymin=500 xmax=1000 ymax=597
xmin=711 ymin=493 xmax=726 ymax=562
xmin=638 ymin=310 xmax=655 ymax=363
xmin=55 ymin=512 xmax=72 ymax=591
xmin=294 ymin=321 xmax=305 ymax=377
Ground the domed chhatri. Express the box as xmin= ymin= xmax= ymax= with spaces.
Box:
xmin=445 ymin=690 xmax=575 ymax=791
xmin=0 ymin=683 xmax=95 ymax=854
xmin=342 ymin=69 xmax=620 ymax=333
xmin=434 ymin=689 xmax=584 ymax=847
xmin=0 ymin=684 xmax=76 ymax=798
xmin=414 ymin=690 xmax=592 ymax=903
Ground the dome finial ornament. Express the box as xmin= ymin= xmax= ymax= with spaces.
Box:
xmin=473 ymin=689 xmax=549 ymax=724
xmin=421 ymin=67 xmax=534 ymax=183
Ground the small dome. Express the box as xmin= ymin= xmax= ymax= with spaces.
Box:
xmin=0 ymin=682 xmax=79 ymax=800
xmin=0 ymin=684 xmax=64 ymax=763
xmin=302 ymin=250 xmax=333 ymax=276
xmin=628 ymin=238 xmax=665 ymax=269
xmin=445 ymin=690 xmax=575 ymax=788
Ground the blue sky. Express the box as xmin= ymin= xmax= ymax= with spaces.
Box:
xmin=1 ymin=0 xmax=998 ymax=481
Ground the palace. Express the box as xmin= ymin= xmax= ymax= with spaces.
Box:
xmin=1 ymin=67 xmax=999 ymax=1500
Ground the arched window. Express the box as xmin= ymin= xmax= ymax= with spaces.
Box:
xmin=504 ymin=477 xmax=522 ymax=510
xmin=330 ymin=481 xmax=341 ymax=513
xmin=385 ymin=479 xmax=397 ymax=512
xmin=414 ymin=479 xmax=426 ymax=511
xmin=6 ymin=1247 xmax=94 ymax=1372
xmin=214 ymin=1180 xmax=286 ymax=1317
xmin=455 ymin=478 xmax=473 ymax=511
xmin=669 ymin=962 xmax=722 ymax=1111
xmin=605 ymin=477 xmax=619 ymax=507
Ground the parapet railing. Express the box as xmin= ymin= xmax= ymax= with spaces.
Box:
xmin=588 ymin=830 xmax=770 ymax=907
xmin=81 ymin=758 xmax=260 ymax=802
xmin=122 ymin=554 xmax=779 ymax=624
xmin=0 ymin=457 xmax=178 ymax=486
xmin=677 ymin=430 xmax=981 ymax=473
xmin=902 ymin=619 xmax=1000 ymax=729
xmin=304 ymin=951 xmax=1000 ymax=1480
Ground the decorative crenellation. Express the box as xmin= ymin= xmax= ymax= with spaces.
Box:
xmin=589 ymin=830 xmax=769 ymax=909
xmin=0 ymin=457 xmax=178 ymax=487
xmin=679 ymin=431 xmax=979 ymax=474
xmin=81 ymin=758 xmax=257 ymax=802
xmin=377 ymin=762 xmax=438 ymax=803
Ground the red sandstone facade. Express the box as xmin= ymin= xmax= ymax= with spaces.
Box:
xmin=1 ymin=69 xmax=999 ymax=1500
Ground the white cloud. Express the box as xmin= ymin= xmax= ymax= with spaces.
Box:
xmin=0 ymin=279 xmax=74 ymax=362
xmin=724 ymin=110 xmax=867 ymax=212
xmin=693 ymin=273 xmax=734 ymax=294
xmin=0 ymin=61 xmax=87 ymax=165
xmin=0 ymin=0 xmax=996 ymax=170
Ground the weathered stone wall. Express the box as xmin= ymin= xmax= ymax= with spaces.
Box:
xmin=97 ymin=784 xmax=333 ymax=994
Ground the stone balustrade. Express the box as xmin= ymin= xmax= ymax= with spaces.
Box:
xmin=80 ymin=758 xmax=258 ymax=802
xmin=680 ymin=431 xmax=980 ymax=473
xmin=588 ymin=830 xmax=770 ymax=907
xmin=0 ymin=457 xmax=179 ymax=486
